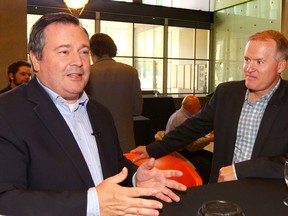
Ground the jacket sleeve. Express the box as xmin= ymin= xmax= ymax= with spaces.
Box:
xmin=146 ymin=96 xmax=215 ymax=158
xmin=235 ymin=154 xmax=288 ymax=179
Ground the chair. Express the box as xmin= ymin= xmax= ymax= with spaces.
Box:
xmin=124 ymin=153 xmax=203 ymax=188
xmin=154 ymin=130 xmax=196 ymax=168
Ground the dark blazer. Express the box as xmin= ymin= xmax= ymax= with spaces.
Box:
xmin=0 ymin=77 xmax=138 ymax=215
xmin=147 ymin=80 xmax=288 ymax=183
xmin=0 ymin=85 xmax=12 ymax=94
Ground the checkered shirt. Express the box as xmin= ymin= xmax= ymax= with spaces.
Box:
xmin=233 ymin=80 xmax=280 ymax=163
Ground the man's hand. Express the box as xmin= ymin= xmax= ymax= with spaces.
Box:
xmin=97 ymin=167 xmax=163 ymax=216
xmin=217 ymin=165 xmax=237 ymax=182
xmin=136 ymin=158 xmax=187 ymax=203
xmin=130 ymin=146 xmax=150 ymax=162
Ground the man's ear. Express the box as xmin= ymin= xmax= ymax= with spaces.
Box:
xmin=29 ymin=51 xmax=40 ymax=72
xmin=8 ymin=72 xmax=14 ymax=81
xmin=277 ymin=59 xmax=287 ymax=74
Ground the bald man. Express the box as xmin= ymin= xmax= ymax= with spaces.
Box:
xmin=166 ymin=96 xmax=201 ymax=132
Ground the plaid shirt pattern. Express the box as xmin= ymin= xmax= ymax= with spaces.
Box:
xmin=233 ymin=80 xmax=280 ymax=163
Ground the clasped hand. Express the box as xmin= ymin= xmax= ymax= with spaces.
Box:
xmin=97 ymin=157 xmax=186 ymax=216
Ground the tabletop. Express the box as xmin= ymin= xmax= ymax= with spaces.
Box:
xmin=160 ymin=178 xmax=288 ymax=216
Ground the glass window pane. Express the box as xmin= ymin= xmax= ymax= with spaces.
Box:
xmin=101 ymin=21 xmax=133 ymax=57
xmin=167 ymin=59 xmax=208 ymax=94
xmin=171 ymin=1 xmax=211 ymax=11
xmin=114 ymin=57 xmax=133 ymax=66
xmin=112 ymin=0 xmax=132 ymax=2
xmin=135 ymin=58 xmax=163 ymax=92
xmin=168 ymin=27 xmax=195 ymax=59
xmin=134 ymin=24 xmax=164 ymax=58
xmin=141 ymin=0 xmax=211 ymax=11
xmin=195 ymin=60 xmax=209 ymax=93
xmin=168 ymin=59 xmax=194 ymax=94
xmin=27 ymin=14 xmax=42 ymax=40
xmin=80 ymin=18 xmax=95 ymax=39
xmin=195 ymin=29 xmax=210 ymax=59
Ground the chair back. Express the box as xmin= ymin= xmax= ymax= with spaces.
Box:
xmin=124 ymin=153 xmax=203 ymax=188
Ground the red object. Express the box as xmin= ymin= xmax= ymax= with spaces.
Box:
xmin=124 ymin=153 xmax=203 ymax=188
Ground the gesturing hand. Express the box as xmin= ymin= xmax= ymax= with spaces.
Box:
xmin=97 ymin=167 xmax=163 ymax=216
xmin=136 ymin=158 xmax=187 ymax=203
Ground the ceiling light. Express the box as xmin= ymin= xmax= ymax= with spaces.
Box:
xmin=64 ymin=0 xmax=89 ymax=17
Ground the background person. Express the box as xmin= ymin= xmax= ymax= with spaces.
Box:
xmin=0 ymin=60 xmax=31 ymax=94
xmin=163 ymin=95 xmax=213 ymax=184
xmin=85 ymin=33 xmax=143 ymax=153
xmin=131 ymin=29 xmax=288 ymax=183
xmin=0 ymin=12 xmax=186 ymax=216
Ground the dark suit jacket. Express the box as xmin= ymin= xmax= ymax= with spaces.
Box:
xmin=0 ymin=77 xmax=138 ymax=215
xmin=0 ymin=85 xmax=12 ymax=94
xmin=147 ymin=80 xmax=288 ymax=183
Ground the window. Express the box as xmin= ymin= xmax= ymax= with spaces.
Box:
xmin=112 ymin=0 xmax=212 ymax=11
xmin=167 ymin=27 xmax=210 ymax=94
xmin=28 ymin=14 xmax=211 ymax=95
xmin=134 ymin=23 xmax=164 ymax=91
xmin=27 ymin=15 xmax=95 ymax=42
xmin=101 ymin=21 xmax=133 ymax=57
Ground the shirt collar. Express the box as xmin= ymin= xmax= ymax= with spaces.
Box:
xmin=36 ymin=76 xmax=89 ymax=110
xmin=245 ymin=79 xmax=280 ymax=103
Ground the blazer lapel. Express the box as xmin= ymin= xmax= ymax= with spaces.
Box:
xmin=252 ymin=80 xmax=288 ymax=156
xmin=27 ymin=78 xmax=95 ymax=187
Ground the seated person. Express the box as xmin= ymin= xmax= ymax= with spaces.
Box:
xmin=159 ymin=95 xmax=213 ymax=184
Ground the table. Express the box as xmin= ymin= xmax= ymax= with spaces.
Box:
xmin=160 ymin=179 xmax=288 ymax=215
